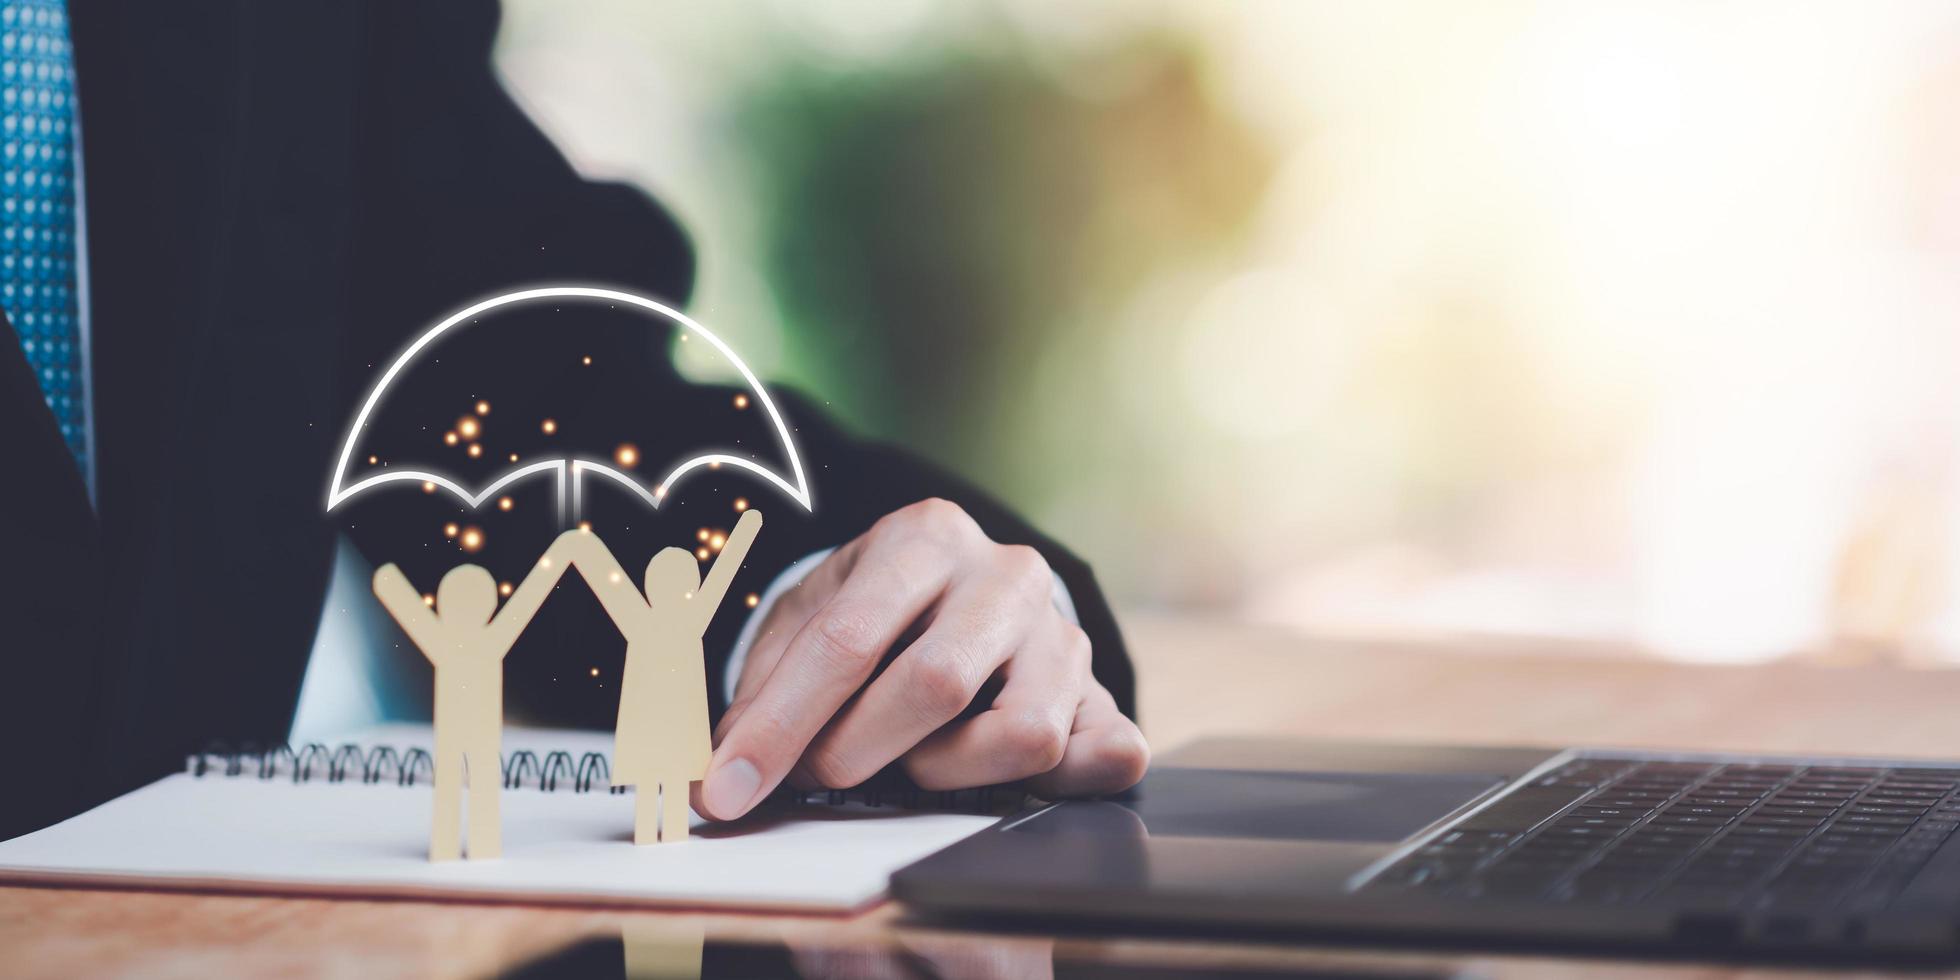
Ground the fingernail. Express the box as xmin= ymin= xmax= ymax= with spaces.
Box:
xmin=705 ymin=757 xmax=761 ymax=818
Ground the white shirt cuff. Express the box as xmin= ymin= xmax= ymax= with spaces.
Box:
xmin=723 ymin=546 xmax=1082 ymax=707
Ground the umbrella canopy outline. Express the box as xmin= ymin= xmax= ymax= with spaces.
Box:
xmin=324 ymin=285 xmax=813 ymax=523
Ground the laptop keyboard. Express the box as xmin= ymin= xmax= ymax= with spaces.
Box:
xmin=1368 ymin=756 xmax=1960 ymax=913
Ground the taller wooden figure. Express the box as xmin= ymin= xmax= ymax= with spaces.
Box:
xmin=555 ymin=509 xmax=763 ymax=844
xmin=372 ymin=555 xmax=566 ymax=860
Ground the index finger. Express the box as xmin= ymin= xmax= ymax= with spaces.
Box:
xmin=721 ymin=544 xmax=862 ymax=733
xmin=699 ymin=526 xmax=961 ymax=819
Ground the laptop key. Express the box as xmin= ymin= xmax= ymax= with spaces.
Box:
xmin=1754 ymin=806 xmax=1838 ymax=819
xmin=1572 ymin=805 xmax=1643 ymax=819
xmin=1802 ymin=837 xmax=1886 ymax=854
xmin=1855 ymin=804 xmax=1934 ymax=817
xmin=1739 ymin=816 xmax=1826 ymax=829
xmin=1820 ymin=825 xmax=1908 ymax=840
xmin=1650 ymin=814 xmax=1731 ymax=827
xmin=1636 ymin=824 xmax=1719 ymax=839
xmin=1684 ymin=796 xmax=1757 ymax=808
xmin=1837 ymin=814 xmax=1918 ymax=827
xmin=1895 ymin=768 xmax=1960 ymax=778
xmin=1726 ymin=825 xmax=1814 ymax=839
xmin=1677 ymin=861 xmax=1775 ymax=882
xmin=1544 ymin=825 xmax=1625 ymax=840
xmin=1666 ymin=805 xmax=1745 ymax=818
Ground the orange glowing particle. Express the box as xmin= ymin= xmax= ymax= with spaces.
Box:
xmin=443 ymin=431 xmax=459 ymax=446
xmin=457 ymin=417 xmax=480 ymax=440
xmin=541 ymin=418 xmax=557 ymax=435
xmin=367 ymin=455 xmax=378 ymax=465
xmin=614 ymin=443 xmax=639 ymax=468
xmin=745 ymin=593 xmax=760 ymax=609
xmin=422 ymin=481 xmax=437 ymax=493
xmin=467 ymin=443 xmax=483 ymax=458
xmin=476 ymin=400 xmax=491 ymax=416
xmin=508 ymin=452 xmax=519 ymax=462
xmin=709 ymin=532 xmax=727 ymax=550
xmin=578 ymin=521 xmax=592 ymax=532
xmin=709 ymin=460 xmax=721 ymax=470
xmin=582 ymin=355 xmax=593 ymax=366
xmin=696 ymin=528 xmax=710 ymax=543
xmin=459 ymin=527 xmax=484 ymax=552
xmin=695 ymin=547 xmax=711 ymax=561
xmin=654 ymin=484 xmax=667 ymax=499
xmin=498 ymin=496 xmax=514 ymax=512
xmin=733 ymin=497 xmax=749 ymax=512
xmin=498 ymin=581 xmax=514 ymax=597
xmin=732 ymin=393 xmax=749 ymax=410
xmin=443 ymin=523 xmax=459 ymax=539
xmin=421 ymin=594 xmax=435 ymax=607
xmin=589 ymin=667 xmax=600 ymax=677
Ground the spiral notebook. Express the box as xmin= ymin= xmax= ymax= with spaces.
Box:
xmin=0 ymin=725 xmax=1002 ymax=911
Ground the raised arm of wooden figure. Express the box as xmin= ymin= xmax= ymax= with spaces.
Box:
xmin=693 ymin=509 xmax=763 ymax=633
xmin=372 ymin=563 xmax=445 ymax=662
xmin=482 ymin=548 xmax=574 ymax=655
xmin=543 ymin=528 xmax=652 ymax=634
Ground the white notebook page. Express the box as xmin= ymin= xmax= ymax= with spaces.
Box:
xmin=0 ymin=728 xmax=996 ymax=912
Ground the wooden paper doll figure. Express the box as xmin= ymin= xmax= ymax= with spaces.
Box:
xmin=553 ymin=509 xmax=762 ymax=844
xmin=372 ymin=554 xmax=566 ymax=861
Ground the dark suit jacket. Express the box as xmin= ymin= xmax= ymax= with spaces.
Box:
xmin=0 ymin=1 xmax=1132 ymax=841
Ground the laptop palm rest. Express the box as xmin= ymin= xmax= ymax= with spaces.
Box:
xmin=1010 ymin=768 xmax=1506 ymax=843
xmin=893 ymin=767 xmax=1513 ymax=915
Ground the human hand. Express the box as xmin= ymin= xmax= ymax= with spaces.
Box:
xmin=695 ymin=498 xmax=1149 ymax=820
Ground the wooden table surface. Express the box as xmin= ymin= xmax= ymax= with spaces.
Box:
xmin=8 ymin=612 xmax=1960 ymax=979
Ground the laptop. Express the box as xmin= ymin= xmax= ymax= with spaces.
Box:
xmin=891 ymin=738 xmax=1960 ymax=962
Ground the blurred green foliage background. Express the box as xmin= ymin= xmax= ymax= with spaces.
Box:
xmin=495 ymin=1 xmax=1960 ymax=665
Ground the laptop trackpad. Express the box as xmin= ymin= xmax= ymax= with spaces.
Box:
xmin=1013 ymin=768 xmax=1505 ymax=843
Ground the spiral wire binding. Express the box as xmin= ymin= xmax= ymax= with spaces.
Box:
xmin=575 ymin=752 xmax=610 ymax=793
xmin=504 ymin=750 xmax=540 ymax=790
xmin=186 ymin=740 xmax=1019 ymax=810
xmin=187 ymin=740 xmax=615 ymax=792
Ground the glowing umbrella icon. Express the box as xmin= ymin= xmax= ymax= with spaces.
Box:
xmin=324 ymin=286 xmax=813 ymax=524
